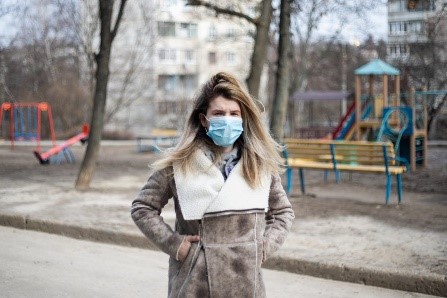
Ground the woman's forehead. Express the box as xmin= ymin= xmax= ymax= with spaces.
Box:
xmin=208 ymin=96 xmax=240 ymax=111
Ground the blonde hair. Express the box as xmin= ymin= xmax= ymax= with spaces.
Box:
xmin=153 ymin=72 xmax=284 ymax=187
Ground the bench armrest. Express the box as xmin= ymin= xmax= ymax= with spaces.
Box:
xmin=394 ymin=156 xmax=410 ymax=171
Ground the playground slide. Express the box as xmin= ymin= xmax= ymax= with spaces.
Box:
xmin=333 ymin=102 xmax=372 ymax=140
xmin=34 ymin=124 xmax=89 ymax=164
xmin=332 ymin=101 xmax=356 ymax=139
xmin=337 ymin=105 xmax=372 ymax=140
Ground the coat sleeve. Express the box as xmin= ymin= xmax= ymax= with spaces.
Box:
xmin=131 ymin=166 xmax=184 ymax=260
xmin=262 ymin=173 xmax=295 ymax=262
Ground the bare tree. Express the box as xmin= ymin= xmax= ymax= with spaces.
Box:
xmin=288 ymin=0 xmax=381 ymax=134
xmin=58 ymin=0 xmax=156 ymax=130
xmin=187 ymin=0 xmax=273 ymax=99
xmin=269 ymin=0 xmax=292 ymax=141
xmin=103 ymin=0 xmax=157 ymax=127
xmin=75 ymin=0 xmax=128 ymax=189
xmin=0 ymin=0 xmax=90 ymax=135
xmin=291 ymin=0 xmax=380 ymax=93
xmin=399 ymin=5 xmax=447 ymax=133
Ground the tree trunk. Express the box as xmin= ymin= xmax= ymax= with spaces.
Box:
xmin=269 ymin=0 xmax=292 ymax=141
xmin=75 ymin=0 xmax=127 ymax=189
xmin=246 ymin=0 xmax=273 ymax=99
xmin=427 ymin=94 xmax=447 ymax=136
xmin=186 ymin=0 xmax=273 ymax=99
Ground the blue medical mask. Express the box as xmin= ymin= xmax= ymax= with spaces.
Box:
xmin=204 ymin=116 xmax=243 ymax=147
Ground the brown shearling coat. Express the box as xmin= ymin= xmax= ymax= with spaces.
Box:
xmin=131 ymin=166 xmax=294 ymax=297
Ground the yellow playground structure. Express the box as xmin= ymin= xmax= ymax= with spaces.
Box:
xmin=333 ymin=59 xmax=428 ymax=172
xmin=283 ymin=59 xmax=435 ymax=203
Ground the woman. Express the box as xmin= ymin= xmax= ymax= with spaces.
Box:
xmin=131 ymin=72 xmax=294 ymax=297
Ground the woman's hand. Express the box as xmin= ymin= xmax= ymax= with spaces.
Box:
xmin=177 ymin=235 xmax=200 ymax=261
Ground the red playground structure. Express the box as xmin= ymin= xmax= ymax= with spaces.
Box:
xmin=1 ymin=102 xmax=89 ymax=164
xmin=34 ymin=123 xmax=89 ymax=164
xmin=0 ymin=102 xmax=56 ymax=151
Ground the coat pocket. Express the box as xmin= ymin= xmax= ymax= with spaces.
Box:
xmin=169 ymin=242 xmax=200 ymax=297
xmin=205 ymin=242 xmax=260 ymax=297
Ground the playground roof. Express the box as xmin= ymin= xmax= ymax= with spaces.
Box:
xmin=292 ymin=91 xmax=351 ymax=101
xmin=354 ymin=59 xmax=400 ymax=76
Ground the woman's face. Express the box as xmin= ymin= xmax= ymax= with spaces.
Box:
xmin=200 ymin=96 xmax=241 ymax=129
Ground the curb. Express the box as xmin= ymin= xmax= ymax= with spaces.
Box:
xmin=1 ymin=214 xmax=446 ymax=296
xmin=263 ymin=257 xmax=446 ymax=296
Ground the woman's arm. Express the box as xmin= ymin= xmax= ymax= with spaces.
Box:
xmin=263 ymin=173 xmax=295 ymax=262
xmin=131 ymin=166 xmax=185 ymax=260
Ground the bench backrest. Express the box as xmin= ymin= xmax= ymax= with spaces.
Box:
xmin=283 ymin=139 xmax=396 ymax=166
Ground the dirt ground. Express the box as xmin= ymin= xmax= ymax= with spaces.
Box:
xmin=1 ymin=141 xmax=446 ymax=233
xmin=1 ymin=140 xmax=446 ymax=282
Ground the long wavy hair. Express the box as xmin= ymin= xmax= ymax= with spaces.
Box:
xmin=153 ymin=72 xmax=284 ymax=188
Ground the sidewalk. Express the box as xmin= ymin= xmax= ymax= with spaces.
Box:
xmin=0 ymin=142 xmax=446 ymax=296
xmin=1 ymin=226 xmax=437 ymax=298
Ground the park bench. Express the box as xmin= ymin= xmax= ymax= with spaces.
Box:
xmin=283 ymin=139 xmax=409 ymax=204
xmin=136 ymin=129 xmax=179 ymax=153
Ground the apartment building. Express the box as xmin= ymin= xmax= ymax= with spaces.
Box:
xmin=105 ymin=0 xmax=257 ymax=135
xmin=387 ymin=0 xmax=447 ymax=139
xmin=387 ymin=0 xmax=445 ymax=60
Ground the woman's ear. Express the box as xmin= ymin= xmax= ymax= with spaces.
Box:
xmin=199 ymin=113 xmax=208 ymax=129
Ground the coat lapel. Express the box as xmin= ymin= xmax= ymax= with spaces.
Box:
xmin=174 ymin=149 xmax=270 ymax=220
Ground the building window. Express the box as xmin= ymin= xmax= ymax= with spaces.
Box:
xmin=409 ymin=21 xmax=423 ymax=33
xmin=158 ymin=21 xmax=175 ymax=37
xmin=407 ymin=0 xmax=435 ymax=11
xmin=389 ymin=21 xmax=408 ymax=35
xmin=181 ymin=74 xmax=198 ymax=92
xmin=157 ymin=101 xmax=178 ymax=115
xmin=388 ymin=44 xmax=408 ymax=57
xmin=389 ymin=20 xmax=424 ymax=36
xmin=226 ymin=28 xmax=237 ymax=38
xmin=158 ymin=75 xmax=177 ymax=92
xmin=388 ymin=0 xmax=406 ymax=12
xmin=208 ymin=52 xmax=217 ymax=64
xmin=225 ymin=52 xmax=236 ymax=64
xmin=209 ymin=25 xmax=217 ymax=39
xmin=179 ymin=23 xmax=198 ymax=38
xmin=158 ymin=48 xmax=176 ymax=62
xmin=185 ymin=50 xmax=195 ymax=63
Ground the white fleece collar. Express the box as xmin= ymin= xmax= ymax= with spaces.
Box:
xmin=173 ymin=149 xmax=270 ymax=220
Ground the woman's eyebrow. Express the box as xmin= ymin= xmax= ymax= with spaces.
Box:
xmin=209 ymin=107 xmax=241 ymax=113
xmin=209 ymin=108 xmax=225 ymax=113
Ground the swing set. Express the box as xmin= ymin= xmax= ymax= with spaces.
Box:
xmin=0 ymin=102 xmax=56 ymax=151
xmin=1 ymin=102 xmax=89 ymax=164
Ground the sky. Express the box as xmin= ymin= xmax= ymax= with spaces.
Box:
xmin=316 ymin=3 xmax=388 ymax=44
xmin=0 ymin=1 xmax=388 ymax=47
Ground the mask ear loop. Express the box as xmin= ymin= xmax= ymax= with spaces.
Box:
xmin=200 ymin=113 xmax=209 ymax=132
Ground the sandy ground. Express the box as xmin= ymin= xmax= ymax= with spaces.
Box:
xmin=0 ymin=140 xmax=446 ymax=294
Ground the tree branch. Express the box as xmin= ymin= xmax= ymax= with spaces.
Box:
xmin=186 ymin=0 xmax=257 ymax=24
xmin=111 ymin=0 xmax=128 ymax=42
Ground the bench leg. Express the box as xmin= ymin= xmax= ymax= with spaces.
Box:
xmin=286 ymin=167 xmax=293 ymax=195
xmin=299 ymin=168 xmax=306 ymax=194
xmin=335 ymin=170 xmax=340 ymax=183
xmin=396 ymin=174 xmax=403 ymax=204
xmin=385 ymin=175 xmax=391 ymax=204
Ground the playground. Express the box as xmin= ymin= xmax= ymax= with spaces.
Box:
xmin=0 ymin=141 xmax=446 ymax=295
xmin=0 ymin=58 xmax=446 ymax=294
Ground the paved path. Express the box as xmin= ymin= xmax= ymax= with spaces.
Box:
xmin=0 ymin=143 xmax=446 ymax=296
xmin=0 ymin=226 xmax=436 ymax=298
